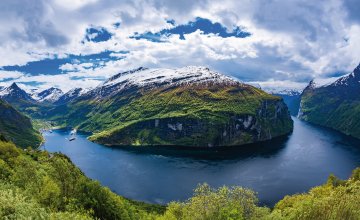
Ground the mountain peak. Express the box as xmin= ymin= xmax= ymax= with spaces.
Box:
xmin=91 ymin=66 xmax=240 ymax=99
xmin=307 ymin=80 xmax=316 ymax=89
xmin=332 ymin=63 xmax=360 ymax=87
xmin=101 ymin=66 xmax=237 ymax=88
xmin=105 ymin=67 xmax=149 ymax=84
xmin=0 ymin=82 xmax=34 ymax=102
xmin=34 ymin=87 xmax=64 ymax=102
xmin=9 ymin=82 xmax=20 ymax=89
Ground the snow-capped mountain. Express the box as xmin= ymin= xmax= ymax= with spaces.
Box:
xmin=87 ymin=66 xmax=240 ymax=99
xmin=0 ymin=83 xmax=35 ymax=102
xmin=54 ymin=88 xmax=87 ymax=105
xmin=331 ymin=64 xmax=360 ymax=88
xmin=33 ymin=87 xmax=64 ymax=103
xmin=47 ymin=65 xmax=292 ymax=147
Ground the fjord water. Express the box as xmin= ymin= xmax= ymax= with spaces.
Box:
xmin=41 ymin=117 xmax=360 ymax=206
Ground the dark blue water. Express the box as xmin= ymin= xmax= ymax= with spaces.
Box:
xmin=41 ymin=117 xmax=360 ymax=206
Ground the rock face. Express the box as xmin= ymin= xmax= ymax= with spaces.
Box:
xmin=0 ymin=99 xmax=42 ymax=148
xmin=49 ymin=66 xmax=293 ymax=147
xmin=299 ymin=63 xmax=360 ymax=139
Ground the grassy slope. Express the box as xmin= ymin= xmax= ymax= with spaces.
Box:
xmin=300 ymin=87 xmax=360 ymax=139
xmin=0 ymin=99 xmax=42 ymax=148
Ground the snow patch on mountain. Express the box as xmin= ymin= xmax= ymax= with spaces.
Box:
xmin=101 ymin=66 xmax=240 ymax=88
xmin=89 ymin=66 xmax=243 ymax=99
xmin=33 ymin=87 xmax=64 ymax=102
xmin=0 ymin=83 xmax=35 ymax=101
xmin=54 ymin=87 xmax=90 ymax=104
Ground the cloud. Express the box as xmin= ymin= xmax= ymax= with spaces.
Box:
xmin=0 ymin=0 xmax=358 ymax=92
xmin=131 ymin=17 xmax=251 ymax=42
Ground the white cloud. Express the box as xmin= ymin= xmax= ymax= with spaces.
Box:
xmin=0 ymin=0 xmax=359 ymax=91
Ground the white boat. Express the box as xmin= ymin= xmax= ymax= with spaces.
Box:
xmin=70 ymin=129 xmax=77 ymax=135
xmin=69 ymin=128 xmax=77 ymax=141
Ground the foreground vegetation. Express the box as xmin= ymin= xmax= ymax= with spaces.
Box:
xmin=1 ymin=139 xmax=359 ymax=219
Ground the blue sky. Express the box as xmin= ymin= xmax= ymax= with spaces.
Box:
xmin=0 ymin=0 xmax=359 ymax=92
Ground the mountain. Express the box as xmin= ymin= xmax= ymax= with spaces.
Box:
xmin=0 ymin=83 xmax=45 ymax=116
xmin=33 ymin=87 xmax=63 ymax=103
xmin=48 ymin=66 xmax=293 ymax=147
xmin=299 ymin=63 xmax=360 ymax=138
xmin=0 ymin=83 xmax=35 ymax=103
xmin=0 ymin=99 xmax=42 ymax=148
xmin=54 ymin=88 xmax=86 ymax=105
xmin=269 ymin=89 xmax=302 ymax=116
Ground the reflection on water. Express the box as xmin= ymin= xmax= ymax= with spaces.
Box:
xmin=41 ymin=117 xmax=360 ymax=206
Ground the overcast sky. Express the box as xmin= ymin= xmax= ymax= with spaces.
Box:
xmin=0 ymin=0 xmax=359 ymax=92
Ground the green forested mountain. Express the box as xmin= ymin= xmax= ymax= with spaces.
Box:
xmin=0 ymin=99 xmax=42 ymax=148
xmin=47 ymin=66 xmax=293 ymax=147
xmin=1 ymin=139 xmax=360 ymax=220
xmin=299 ymin=63 xmax=360 ymax=139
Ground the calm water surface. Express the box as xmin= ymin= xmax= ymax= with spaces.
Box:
xmin=41 ymin=117 xmax=360 ymax=206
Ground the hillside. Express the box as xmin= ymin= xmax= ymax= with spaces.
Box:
xmin=299 ymin=63 xmax=360 ymax=139
xmin=47 ymin=66 xmax=293 ymax=147
xmin=0 ymin=99 xmax=42 ymax=148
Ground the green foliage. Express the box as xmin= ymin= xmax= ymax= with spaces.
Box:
xmin=270 ymin=178 xmax=360 ymax=220
xmin=158 ymin=172 xmax=360 ymax=220
xmin=158 ymin=183 xmax=270 ymax=220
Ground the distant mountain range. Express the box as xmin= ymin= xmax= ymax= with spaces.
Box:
xmin=299 ymin=63 xmax=360 ymax=139
xmin=0 ymin=83 xmax=84 ymax=110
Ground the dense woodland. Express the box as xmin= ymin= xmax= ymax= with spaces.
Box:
xmin=1 ymin=139 xmax=359 ymax=219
